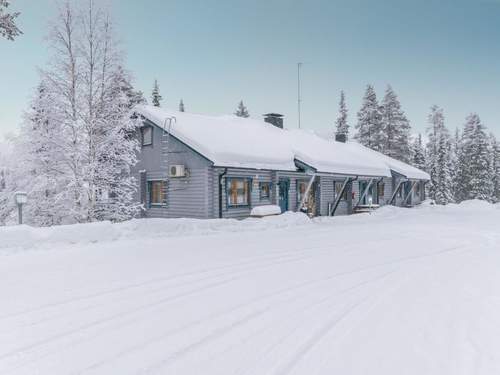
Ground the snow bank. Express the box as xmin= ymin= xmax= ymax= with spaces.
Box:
xmin=0 ymin=212 xmax=311 ymax=253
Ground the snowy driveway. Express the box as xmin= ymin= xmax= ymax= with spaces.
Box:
xmin=1 ymin=203 xmax=500 ymax=374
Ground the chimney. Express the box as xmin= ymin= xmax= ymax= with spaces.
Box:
xmin=335 ymin=133 xmax=347 ymax=143
xmin=263 ymin=113 xmax=284 ymax=129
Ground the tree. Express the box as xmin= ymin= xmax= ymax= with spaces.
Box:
xmin=380 ymin=85 xmax=411 ymax=163
xmin=151 ymin=79 xmax=162 ymax=107
xmin=490 ymin=134 xmax=500 ymax=202
xmin=15 ymin=0 xmax=141 ymax=226
xmin=433 ymin=132 xmax=454 ymax=205
xmin=179 ymin=99 xmax=185 ymax=112
xmin=334 ymin=90 xmax=349 ymax=140
xmin=0 ymin=0 xmax=22 ymax=41
xmin=234 ymin=100 xmax=249 ymax=118
xmin=355 ymin=85 xmax=383 ymax=151
xmin=411 ymin=134 xmax=426 ymax=171
xmin=455 ymin=114 xmax=493 ymax=202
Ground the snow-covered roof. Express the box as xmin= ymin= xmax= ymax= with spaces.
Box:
xmin=135 ymin=105 xmax=428 ymax=180
xmin=345 ymin=142 xmax=430 ymax=180
xmin=286 ymin=130 xmax=391 ymax=177
xmin=135 ymin=106 xmax=297 ymax=171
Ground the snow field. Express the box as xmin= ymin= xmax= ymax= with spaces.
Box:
xmin=0 ymin=201 xmax=499 ymax=374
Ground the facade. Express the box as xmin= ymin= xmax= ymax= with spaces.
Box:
xmin=132 ymin=106 xmax=429 ymax=220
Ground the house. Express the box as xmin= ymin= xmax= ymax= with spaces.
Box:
xmin=132 ymin=105 xmax=429 ymax=219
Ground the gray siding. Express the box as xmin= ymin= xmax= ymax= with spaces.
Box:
xmin=132 ymin=122 xmax=213 ymax=219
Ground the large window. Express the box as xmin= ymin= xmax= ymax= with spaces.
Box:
xmin=259 ymin=182 xmax=271 ymax=200
xmin=141 ymin=126 xmax=153 ymax=146
xmin=297 ymin=181 xmax=308 ymax=204
xmin=227 ymin=178 xmax=251 ymax=207
xmin=148 ymin=180 xmax=166 ymax=206
xmin=334 ymin=181 xmax=348 ymax=201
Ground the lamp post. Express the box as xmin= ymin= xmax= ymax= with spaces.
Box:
xmin=14 ymin=191 xmax=27 ymax=225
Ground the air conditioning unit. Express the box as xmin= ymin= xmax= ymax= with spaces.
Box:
xmin=169 ymin=164 xmax=186 ymax=177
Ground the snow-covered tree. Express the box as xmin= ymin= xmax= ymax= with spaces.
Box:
xmin=0 ymin=0 xmax=21 ymax=41
xmin=151 ymin=79 xmax=162 ymax=107
xmin=489 ymin=134 xmax=500 ymax=202
xmin=235 ymin=100 xmax=249 ymax=118
xmin=335 ymin=90 xmax=349 ymax=140
xmin=179 ymin=99 xmax=185 ymax=112
xmin=14 ymin=80 xmax=71 ymax=226
xmin=455 ymin=114 xmax=493 ymax=202
xmin=12 ymin=0 xmax=141 ymax=226
xmin=380 ymin=85 xmax=411 ymax=163
xmin=411 ymin=134 xmax=426 ymax=171
xmin=432 ymin=132 xmax=454 ymax=205
xmin=355 ymin=85 xmax=383 ymax=151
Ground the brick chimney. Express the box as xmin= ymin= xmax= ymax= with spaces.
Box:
xmin=263 ymin=113 xmax=284 ymax=129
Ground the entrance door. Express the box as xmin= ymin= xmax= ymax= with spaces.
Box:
xmin=404 ymin=181 xmax=412 ymax=205
xmin=278 ymin=178 xmax=290 ymax=213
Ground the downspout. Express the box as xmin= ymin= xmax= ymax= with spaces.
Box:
xmin=218 ymin=168 xmax=227 ymax=218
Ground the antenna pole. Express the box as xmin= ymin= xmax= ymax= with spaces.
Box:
xmin=297 ymin=62 xmax=302 ymax=129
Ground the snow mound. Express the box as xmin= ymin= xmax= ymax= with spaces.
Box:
xmin=0 ymin=212 xmax=311 ymax=253
xmin=250 ymin=205 xmax=281 ymax=217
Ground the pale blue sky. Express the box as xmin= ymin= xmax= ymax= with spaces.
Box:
xmin=1 ymin=0 xmax=500 ymax=139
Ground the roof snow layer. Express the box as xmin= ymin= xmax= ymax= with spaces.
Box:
xmin=135 ymin=106 xmax=297 ymax=171
xmin=345 ymin=142 xmax=431 ymax=180
xmin=135 ymin=105 xmax=428 ymax=180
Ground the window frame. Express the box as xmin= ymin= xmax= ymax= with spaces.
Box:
xmin=141 ymin=126 xmax=153 ymax=147
xmin=259 ymin=181 xmax=271 ymax=201
xmin=226 ymin=177 xmax=252 ymax=208
xmin=148 ymin=180 xmax=166 ymax=207
xmin=377 ymin=182 xmax=385 ymax=198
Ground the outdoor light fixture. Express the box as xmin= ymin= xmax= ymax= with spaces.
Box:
xmin=14 ymin=191 xmax=27 ymax=225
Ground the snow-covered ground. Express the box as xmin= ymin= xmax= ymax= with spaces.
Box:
xmin=1 ymin=201 xmax=500 ymax=374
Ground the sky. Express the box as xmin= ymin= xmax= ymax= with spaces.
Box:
xmin=1 ymin=0 xmax=500 ymax=140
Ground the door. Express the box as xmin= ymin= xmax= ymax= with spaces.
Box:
xmin=404 ymin=181 xmax=412 ymax=205
xmin=278 ymin=178 xmax=289 ymax=213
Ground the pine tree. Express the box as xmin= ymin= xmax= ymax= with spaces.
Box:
xmin=489 ymin=134 xmax=500 ymax=202
xmin=179 ymin=99 xmax=185 ymax=112
xmin=411 ymin=134 xmax=426 ymax=171
xmin=380 ymin=85 xmax=411 ymax=163
xmin=433 ymin=132 xmax=454 ymax=205
xmin=151 ymin=79 xmax=162 ymax=107
xmin=234 ymin=100 xmax=250 ymax=118
xmin=355 ymin=85 xmax=383 ymax=151
xmin=15 ymin=80 xmax=70 ymax=226
xmin=455 ymin=114 xmax=493 ymax=202
xmin=335 ymin=90 xmax=349 ymax=140
xmin=0 ymin=0 xmax=22 ymax=41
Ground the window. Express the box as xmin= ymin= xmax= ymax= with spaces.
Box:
xmin=297 ymin=180 xmax=308 ymax=204
xmin=415 ymin=182 xmax=421 ymax=196
xmin=378 ymin=182 xmax=385 ymax=198
xmin=148 ymin=180 xmax=166 ymax=206
xmin=227 ymin=178 xmax=251 ymax=207
xmin=259 ymin=182 xmax=271 ymax=200
xmin=334 ymin=181 xmax=348 ymax=201
xmin=141 ymin=126 xmax=153 ymax=146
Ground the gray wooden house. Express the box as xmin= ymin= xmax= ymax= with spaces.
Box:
xmin=132 ymin=106 xmax=429 ymax=220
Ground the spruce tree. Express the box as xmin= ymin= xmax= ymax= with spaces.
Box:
xmin=355 ymin=85 xmax=383 ymax=151
xmin=411 ymin=134 xmax=426 ymax=171
xmin=151 ymin=79 xmax=162 ymax=107
xmin=433 ymin=132 xmax=454 ymax=205
xmin=235 ymin=100 xmax=249 ymax=118
xmin=489 ymin=134 xmax=500 ymax=202
xmin=335 ymin=90 xmax=349 ymax=140
xmin=455 ymin=114 xmax=493 ymax=202
xmin=380 ymin=85 xmax=411 ymax=163
xmin=179 ymin=99 xmax=185 ymax=112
